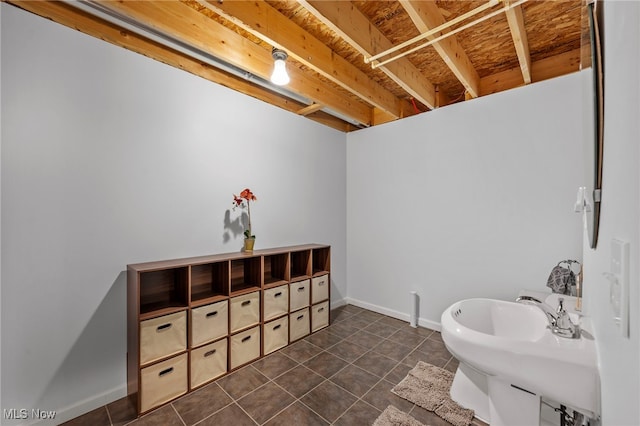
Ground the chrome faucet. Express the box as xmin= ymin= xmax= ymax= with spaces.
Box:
xmin=515 ymin=296 xmax=581 ymax=339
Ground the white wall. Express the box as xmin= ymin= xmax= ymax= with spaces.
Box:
xmin=4 ymin=1 xmax=639 ymax=425
xmin=0 ymin=4 xmax=346 ymax=424
xmin=0 ymin=2 xmax=4 ymax=419
xmin=346 ymin=73 xmax=584 ymax=328
xmin=582 ymin=1 xmax=640 ymax=425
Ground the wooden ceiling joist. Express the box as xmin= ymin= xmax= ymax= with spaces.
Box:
xmin=297 ymin=103 xmax=324 ymax=116
xmin=298 ymin=0 xmax=443 ymax=110
xmin=91 ymin=0 xmax=373 ymax=126
xmin=505 ymin=2 xmax=532 ymax=84
xmin=199 ymin=0 xmax=412 ymax=120
xmin=399 ymin=0 xmax=481 ymax=98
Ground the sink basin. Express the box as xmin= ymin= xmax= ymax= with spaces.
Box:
xmin=450 ymin=297 xmax=548 ymax=341
xmin=441 ymin=298 xmax=599 ymax=418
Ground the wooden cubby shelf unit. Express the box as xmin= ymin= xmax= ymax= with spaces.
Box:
xmin=127 ymin=244 xmax=330 ymax=416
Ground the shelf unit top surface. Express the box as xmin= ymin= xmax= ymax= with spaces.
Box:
xmin=128 ymin=244 xmax=330 ymax=272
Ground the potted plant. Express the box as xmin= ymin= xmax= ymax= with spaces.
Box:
xmin=233 ymin=188 xmax=257 ymax=251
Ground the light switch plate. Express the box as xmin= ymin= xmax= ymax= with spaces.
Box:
xmin=611 ymin=239 xmax=630 ymax=338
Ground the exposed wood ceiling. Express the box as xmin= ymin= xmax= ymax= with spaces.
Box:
xmin=8 ymin=0 xmax=591 ymax=132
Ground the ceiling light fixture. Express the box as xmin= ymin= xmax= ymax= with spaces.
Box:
xmin=270 ymin=48 xmax=290 ymax=86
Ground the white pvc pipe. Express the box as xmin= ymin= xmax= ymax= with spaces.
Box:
xmin=370 ymin=0 xmax=528 ymax=69
xmin=410 ymin=291 xmax=419 ymax=328
xmin=365 ymin=0 xmax=500 ymax=64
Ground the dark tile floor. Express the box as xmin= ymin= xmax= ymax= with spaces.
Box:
xmin=63 ymin=305 xmax=487 ymax=426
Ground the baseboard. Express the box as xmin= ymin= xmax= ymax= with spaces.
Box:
xmin=330 ymin=297 xmax=348 ymax=309
xmin=25 ymin=385 xmax=127 ymax=426
xmin=342 ymin=297 xmax=441 ymax=332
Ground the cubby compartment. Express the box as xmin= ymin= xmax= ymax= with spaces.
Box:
xmin=263 ymin=316 xmax=288 ymax=355
xmin=312 ymin=247 xmax=331 ymax=275
xmin=289 ymin=279 xmax=310 ymax=311
xmin=230 ymin=291 xmax=260 ymax=333
xmin=263 ymin=284 xmax=288 ymax=321
xmin=190 ymin=338 xmax=227 ymax=389
xmin=139 ymin=267 xmax=188 ymax=316
xmin=290 ymin=249 xmax=311 ymax=281
xmin=311 ymin=274 xmax=329 ymax=305
xmin=264 ymin=253 xmax=289 ymax=287
xmin=311 ymin=301 xmax=329 ymax=332
xmin=191 ymin=300 xmax=228 ymax=347
xmin=230 ymin=257 xmax=261 ymax=294
xmin=140 ymin=353 xmax=188 ymax=413
xmin=140 ymin=311 xmax=187 ymax=366
xmin=290 ymin=308 xmax=310 ymax=342
xmin=191 ymin=261 xmax=229 ymax=304
xmin=230 ymin=326 xmax=260 ymax=369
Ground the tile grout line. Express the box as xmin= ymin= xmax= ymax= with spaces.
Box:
xmin=329 ymin=372 xmax=388 ymax=425
xmin=235 ymin=402 xmax=260 ymax=425
xmin=104 ymin=405 xmax=114 ymax=426
xmin=191 ymin=368 xmax=268 ymax=426
xmin=258 ymin=361 xmax=338 ymax=425
xmin=273 ymin=331 xmax=387 ymax=425
xmin=190 ymin=400 xmax=236 ymax=426
xmin=189 ymin=381 xmax=236 ymax=426
xmin=170 ymin=403 xmax=187 ymax=426
xmin=218 ymin=370 xmax=263 ymax=426
xmin=229 ymin=358 xmax=317 ymax=425
xmin=317 ymin=339 xmax=405 ymax=424
xmin=259 ymin=380 xmax=329 ymax=425
xmin=328 ymin=341 xmax=426 ymax=425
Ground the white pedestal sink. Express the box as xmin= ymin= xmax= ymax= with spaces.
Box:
xmin=441 ymin=298 xmax=599 ymax=426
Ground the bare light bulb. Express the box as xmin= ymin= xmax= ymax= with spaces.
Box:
xmin=270 ymin=58 xmax=290 ymax=85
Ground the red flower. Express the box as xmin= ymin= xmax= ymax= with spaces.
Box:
xmin=232 ymin=188 xmax=257 ymax=239
xmin=239 ymin=188 xmax=257 ymax=201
